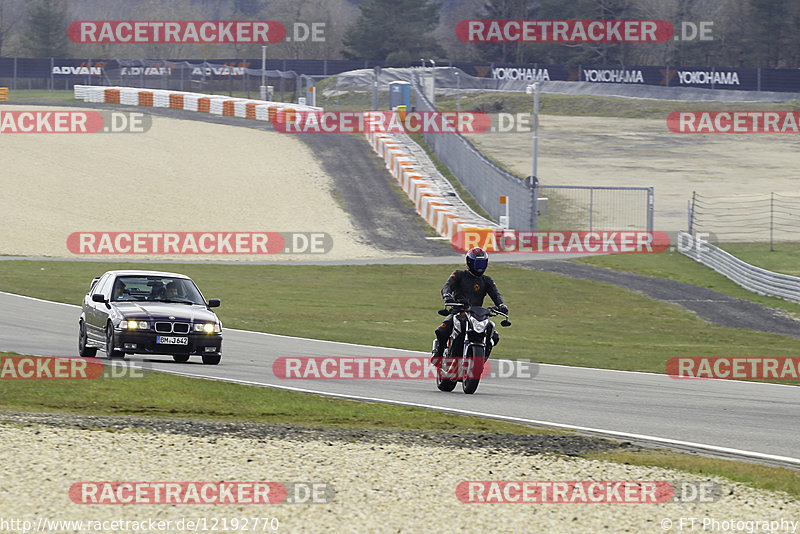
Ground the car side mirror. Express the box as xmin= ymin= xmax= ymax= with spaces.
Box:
xmin=437 ymin=309 xmax=449 ymax=316
xmin=501 ymin=320 xmax=511 ymax=327
xmin=207 ymin=299 xmax=221 ymax=308
xmin=91 ymin=294 xmax=106 ymax=303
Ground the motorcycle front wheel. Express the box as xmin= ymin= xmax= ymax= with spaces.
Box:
xmin=462 ymin=346 xmax=485 ymax=394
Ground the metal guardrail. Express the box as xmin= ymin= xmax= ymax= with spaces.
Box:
xmin=412 ymin=72 xmax=537 ymax=230
xmin=677 ymin=231 xmax=800 ymax=303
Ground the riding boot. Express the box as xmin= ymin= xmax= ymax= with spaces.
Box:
xmin=430 ymin=339 xmax=445 ymax=368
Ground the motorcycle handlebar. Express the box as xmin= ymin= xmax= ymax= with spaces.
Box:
xmin=438 ymin=303 xmax=510 ymax=319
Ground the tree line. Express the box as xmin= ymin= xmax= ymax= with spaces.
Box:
xmin=1 ymin=0 xmax=797 ymax=69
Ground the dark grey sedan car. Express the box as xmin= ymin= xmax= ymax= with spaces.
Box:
xmin=79 ymin=270 xmax=222 ymax=364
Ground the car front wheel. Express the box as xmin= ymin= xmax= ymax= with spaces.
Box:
xmin=105 ymin=324 xmax=125 ymax=359
xmin=78 ymin=321 xmax=97 ymax=357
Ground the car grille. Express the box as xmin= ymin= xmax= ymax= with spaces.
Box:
xmin=155 ymin=321 xmax=190 ymax=334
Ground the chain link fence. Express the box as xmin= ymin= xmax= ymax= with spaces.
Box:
xmin=0 ymin=58 xmax=303 ymax=100
xmin=538 ymin=185 xmax=654 ymax=231
xmin=688 ymin=191 xmax=800 ymax=248
xmin=103 ymin=60 xmax=300 ymax=100
xmin=411 ymin=72 xmax=654 ymax=233
xmin=412 ymin=73 xmax=537 ymax=230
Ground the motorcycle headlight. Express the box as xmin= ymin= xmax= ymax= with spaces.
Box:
xmin=470 ymin=317 xmax=487 ymax=333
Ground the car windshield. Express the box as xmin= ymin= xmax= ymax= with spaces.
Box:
xmin=111 ymin=276 xmax=205 ymax=305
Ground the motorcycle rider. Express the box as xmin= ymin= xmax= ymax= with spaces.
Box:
xmin=431 ymin=247 xmax=508 ymax=368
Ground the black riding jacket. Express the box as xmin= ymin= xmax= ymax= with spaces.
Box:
xmin=441 ymin=270 xmax=505 ymax=308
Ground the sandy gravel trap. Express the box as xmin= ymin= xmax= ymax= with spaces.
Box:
xmin=0 ymin=414 xmax=798 ymax=533
xmin=0 ymin=105 xmax=392 ymax=262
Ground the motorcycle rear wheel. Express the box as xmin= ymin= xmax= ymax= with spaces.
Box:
xmin=436 ymin=356 xmax=458 ymax=392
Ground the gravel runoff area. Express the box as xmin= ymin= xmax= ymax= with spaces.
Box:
xmin=0 ymin=102 xmax=455 ymax=261
xmin=1 ymin=412 xmax=798 ymax=533
xmin=464 ymin=114 xmax=800 ymax=238
xmin=0 ymin=104 xmax=401 ymax=262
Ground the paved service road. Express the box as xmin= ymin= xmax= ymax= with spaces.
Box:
xmin=1 ymin=291 xmax=797 ymax=465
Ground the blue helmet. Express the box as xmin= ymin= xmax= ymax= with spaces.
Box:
xmin=466 ymin=247 xmax=489 ymax=276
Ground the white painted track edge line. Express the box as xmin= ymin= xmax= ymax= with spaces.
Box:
xmin=135 ymin=365 xmax=800 ymax=467
xmin=0 ymin=290 xmax=80 ymax=309
xmin=1 ymin=290 xmax=796 ymax=388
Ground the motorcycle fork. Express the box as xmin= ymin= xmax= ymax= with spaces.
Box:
xmin=444 ymin=318 xmax=485 ymax=380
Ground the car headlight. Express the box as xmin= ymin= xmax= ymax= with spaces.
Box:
xmin=121 ymin=320 xmax=148 ymax=330
xmin=194 ymin=323 xmax=220 ymax=334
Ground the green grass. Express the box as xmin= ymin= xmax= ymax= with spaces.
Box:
xmin=590 ymin=450 xmax=800 ymax=498
xmin=318 ymin=78 xmax=788 ymax=119
xmin=314 ymin=77 xmax=800 ymax=119
xmin=5 ymin=84 xmax=800 ymax=493
xmin=0 ymin=352 xmax=549 ymax=434
xmin=11 ymin=85 xmax=800 ymax=120
xmin=576 ymin=247 xmax=800 ymax=317
xmin=717 ymin=242 xmax=800 ymax=277
xmin=316 ymin=87 xmax=378 ymax=111
xmin=3 ymin=351 xmax=798 ymax=495
xmin=434 ymin=91 xmax=800 ymax=119
xmin=4 ymin=89 xmax=77 ymax=103
xmin=3 ymin=260 xmax=800 ymax=377
xmin=3 ymin=351 xmax=798 ymax=496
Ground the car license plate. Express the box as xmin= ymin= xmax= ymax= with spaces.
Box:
xmin=157 ymin=336 xmax=188 ymax=345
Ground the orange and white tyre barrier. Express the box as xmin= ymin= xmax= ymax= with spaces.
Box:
xmin=364 ymin=128 xmax=500 ymax=251
xmin=73 ymin=85 xmax=320 ymax=124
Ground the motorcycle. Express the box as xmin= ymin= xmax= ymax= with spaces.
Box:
xmin=433 ymin=302 xmax=511 ymax=394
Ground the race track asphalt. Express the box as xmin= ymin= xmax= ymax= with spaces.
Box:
xmin=2 ymin=291 xmax=797 ymax=466
xmin=5 ymin=103 xmax=798 ymax=468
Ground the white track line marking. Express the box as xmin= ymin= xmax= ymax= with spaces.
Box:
xmin=2 ymin=290 xmax=796 ymax=387
xmin=3 ymin=289 xmax=799 ymax=464
xmin=132 ymin=365 xmax=800 ymax=467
